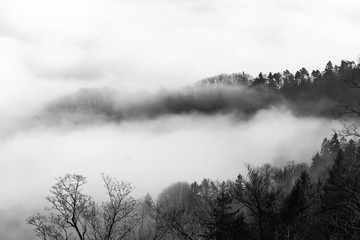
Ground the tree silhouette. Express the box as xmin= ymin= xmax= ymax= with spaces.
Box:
xmin=27 ymin=173 xmax=139 ymax=240
xmin=232 ymin=164 xmax=280 ymax=240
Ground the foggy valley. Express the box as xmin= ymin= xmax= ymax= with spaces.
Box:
xmin=1 ymin=0 xmax=360 ymax=239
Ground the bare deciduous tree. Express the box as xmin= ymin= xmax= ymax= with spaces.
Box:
xmin=144 ymin=182 xmax=199 ymax=240
xmin=231 ymin=164 xmax=281 ymax=240
xmin=150 ymin=204 xmax=195 ymax=240
xmin=27 ymin=173 xmax=139 ymax=240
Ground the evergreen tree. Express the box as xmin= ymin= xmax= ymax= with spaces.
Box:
xmin=320 ymin=138 xmax=331 ymax=157
xmin=328 ymin=133 xmax=340 ymax=155
xmin=272 ymin=162 xmax=308 ymax=195
xmin=321 ymin=149 xmax=360 ymax=239
xmin=337 ymin=60 xmax=355 ymax=75
xmin=267 ymin=72 xmax=277 ymax=90
xmin=313 ymin=134 xmax=340 ymax=182
xmin=357 ymin=139 xmax=360 ymax=161
xmin=254 ymin=72 xmax=266 ymax=86
xmin=280 ymin=171 xmax=312 ymax=239
xmin=198 ymin=182 xmax=249 ymax=240
xmin=273 ymin=72 xmax=282 ymax=89
xmin=324 ymin=61 xmax=334 ymax=74
xmin=344 ymin=139 xmax=357 ymax=163
xmin=311 ymin=69 xmax=322 ymax=83
xmin=310 ymin=152 xmax=324 ymax=176
xmin=295 ymin=68 xmax=310 ymax=86
xmin=281 ymin=70 xmax=295 ymax=89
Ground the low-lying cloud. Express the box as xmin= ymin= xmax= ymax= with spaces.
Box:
xmin=35 ymin=86 xmax=283 ymax=127
xmin=0 ymin=85 xmax=342 ymax=240
xmin=31 ymin=84 xmax=345 ymax=132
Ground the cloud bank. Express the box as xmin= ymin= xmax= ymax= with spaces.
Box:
xmin=34 ymin=86 xmax=282 ymax=127
xmin=0 ymin=0 xmax=357 ymax=238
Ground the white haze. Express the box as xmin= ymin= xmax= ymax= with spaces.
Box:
xmin=2 ymin=109 xmax=339 ymax=206
xmin=0 ymin=0 xmax=357 ymax=238
xmin=0 ymin=107 xmax=340 ymax=238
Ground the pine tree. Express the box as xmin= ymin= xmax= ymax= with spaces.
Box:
xmin=344 ymin=139 xmax=357 ymax=163
xmin=281 ymin=171 xmax=312 ymax=239
xmin=273 ymin=72 xmax=282 ymax=89
xmin=267 ymin=72 xmax=277 ymax=90
xmin=310 ymin=152 xmax=324 ymax=177
xmin=314 ymin=134 xmax=340 ymax=182
xmin=324 ymin=61 xmax=334 ymax=75
xmin=328 ymin=133 xmax=340 ymax=155
xmin=295 ymin=68 xmax=310 ymax=86
xmin=198 ymin=182 xmax=249 ymax=240
xmin=320 ymin=138 xmax=330 ymax=157
xmin=337 ymin=60 xmax=355 ymax=75
xmin=254 ymin=72 xmax=266 ymax=86
xmin=356 ymin=139 xmax=360 ymax=161
xmin=311 ymin=69 xmax=322 ymax=84
xmin=321 ymin=149 xmax=360 ymax=239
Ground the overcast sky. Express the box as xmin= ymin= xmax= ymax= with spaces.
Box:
xmin=0 ymin=0 xmax=359 ymax=238
xmin=0 ymin=0 xmax=359 ymax=122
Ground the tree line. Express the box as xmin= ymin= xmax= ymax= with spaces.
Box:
xmin=199 ymin=59 xmax=360 ymax=117
xmin=27 ymin=134 xmax=360 ymax=240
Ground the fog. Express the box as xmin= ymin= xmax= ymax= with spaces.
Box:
xmin=0 ymin=104 xmax=339 ymax=238
xmin=0 ymin=0 xmax=358 ymax=238
xmin=3 ymin=106 xmax=338 ymax=205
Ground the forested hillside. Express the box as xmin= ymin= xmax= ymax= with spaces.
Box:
xmin=199 ymin=60 xmax=360 ymax=117
xmin=27 ymin=59 xmax=360 ymax=240
xmin=27 ymin=134 xmax=360 ymax=240
xmin=38 ymin=60 xmax=360 ymax=128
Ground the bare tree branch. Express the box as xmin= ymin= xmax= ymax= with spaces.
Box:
xmin=27 ymin=173 xmax=139 ymax=240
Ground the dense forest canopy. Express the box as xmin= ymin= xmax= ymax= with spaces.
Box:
xmin=198 ymin=59 xmax=360 ymax=117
